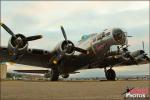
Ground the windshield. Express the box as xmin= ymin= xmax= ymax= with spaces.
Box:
xmin=81 ymin=35 xmax=90 ymax=40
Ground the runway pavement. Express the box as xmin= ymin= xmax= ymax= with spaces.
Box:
xmin=1 ymin=80 xmax=149 ymax=100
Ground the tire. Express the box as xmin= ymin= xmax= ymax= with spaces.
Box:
xmin=106 ymin=69 xmax=116 ymax=80
xmin=50 ymin=67 xmax=59 ymax=81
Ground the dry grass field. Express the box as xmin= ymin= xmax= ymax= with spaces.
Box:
xmin=1 ymin=80 xmax=149 ymax=100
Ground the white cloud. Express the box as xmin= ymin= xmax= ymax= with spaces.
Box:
xmin=1 ymin=1 xmax=148 ymax=32
xmin=1 ymin=1 xmax=149 ymax=50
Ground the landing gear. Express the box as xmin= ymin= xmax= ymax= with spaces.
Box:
xmin=44 ymin=72 xmax=51 ymax=78
xmin=104 ymin=68 xmax=116 ymax=80
xmin=62 ymin=74 xmax=69 ymax=78
xmin=49 ymin=67 xmax=59 ymax=81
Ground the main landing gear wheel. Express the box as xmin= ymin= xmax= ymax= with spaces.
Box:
xmin=50 ymin=67 xmax=59 ymax=81
xmin=104 ymin=68 xmax=116 ymax=81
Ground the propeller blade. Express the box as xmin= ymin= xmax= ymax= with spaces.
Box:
xmin=60 ymin=26 xmax=67 ymax=41
xmin=126 ymin=36 xmax=132 ymax=37
xmin=122 ymin=48 xmax=128 ymax=52
xmin=1 ymin=22 xmax=16 ymax=38
xmin=142 ymin=41 xmax=144 ymax=51
xmin=25 ymin=35 xmax=42 ymax=41
xmin=73 ymin=46 xmax=88 ymax=54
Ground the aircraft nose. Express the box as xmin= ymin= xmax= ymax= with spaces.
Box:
xmin=112 ymin=28 xmax=126 ymax=45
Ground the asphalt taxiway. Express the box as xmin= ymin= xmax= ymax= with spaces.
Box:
xmin=1 ymin=80 xmax=149 ymax=100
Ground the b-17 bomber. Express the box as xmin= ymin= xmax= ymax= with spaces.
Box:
xmin=0 ymin=23 xmax=149 ymax=81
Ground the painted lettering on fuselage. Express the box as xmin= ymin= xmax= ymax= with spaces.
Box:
xmin=96 ymin=43 xmax=105 ymax=51
xmin=94 ymin=36 xmax=113 ymax=53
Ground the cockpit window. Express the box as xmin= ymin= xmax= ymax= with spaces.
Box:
xmin=81 ymin=35 xmax=90 ymax=40
xmin=81 ymin=33 xmax=97 ymax=40
xmin=78 ymin=33 xmax=97 ymax=43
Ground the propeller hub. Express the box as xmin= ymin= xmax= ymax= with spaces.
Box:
xmin=61 ymin=40 xmax=75 ymax=55
xmin=11 ymin=34 xmax=27 ymax=48
xmin=60 ymin=26 xmax=88 ymax=55
xmin=15 ymin=37 xmax=23 ymax=46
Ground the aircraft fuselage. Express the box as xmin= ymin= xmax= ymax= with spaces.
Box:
xmin=60 ymin=28 xmax=126 ymax=74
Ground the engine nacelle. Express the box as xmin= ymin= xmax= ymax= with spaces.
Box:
xmin=134 ymin=54 xmax=145 ymax=61
xmin=130 ymin=50 xmax=145 ymax=58
xmin=53 ymin=40 xmax=75 ymax=55
xmin=8 ymin=34 xmax=28 ymax=55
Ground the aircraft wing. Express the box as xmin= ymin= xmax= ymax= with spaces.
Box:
xmin=101 ymin=54 xmax=150 ymax=68
xmin=14 ymin=69 xmax=80 ymax=74
xmin=116 ymin=58 xmax=149 ymax=66
xmin=0 ymin=47 xmax=53 ymax=68
xmin=0 ymin=23 xmax=87 ymax=69
xmin=14 ymin=69 xmax=49 ymax=73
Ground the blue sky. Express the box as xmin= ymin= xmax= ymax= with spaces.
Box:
xmin=1 ymin=1 xmax=149 ymax=77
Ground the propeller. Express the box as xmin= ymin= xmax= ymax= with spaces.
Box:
xmin=1 ymin=22 xmax=42 ymax=60
xmin=1 ymin=23 xmax=42 ymax=41
xmin=60 ymin=26 xmax=88 ymax=54
xmin=50 ymin=26 xmax=89 ymax=65
xmin=121 ymin=47 xmax=137 ymax=64
xmin=117 ymin=33 xmax=137 ymax=64
xmin=1 ymin=22 xmax=42 ymax=45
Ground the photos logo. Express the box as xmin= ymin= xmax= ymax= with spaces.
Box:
xmin=122 ymin=87 xmax=149 ymax=99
